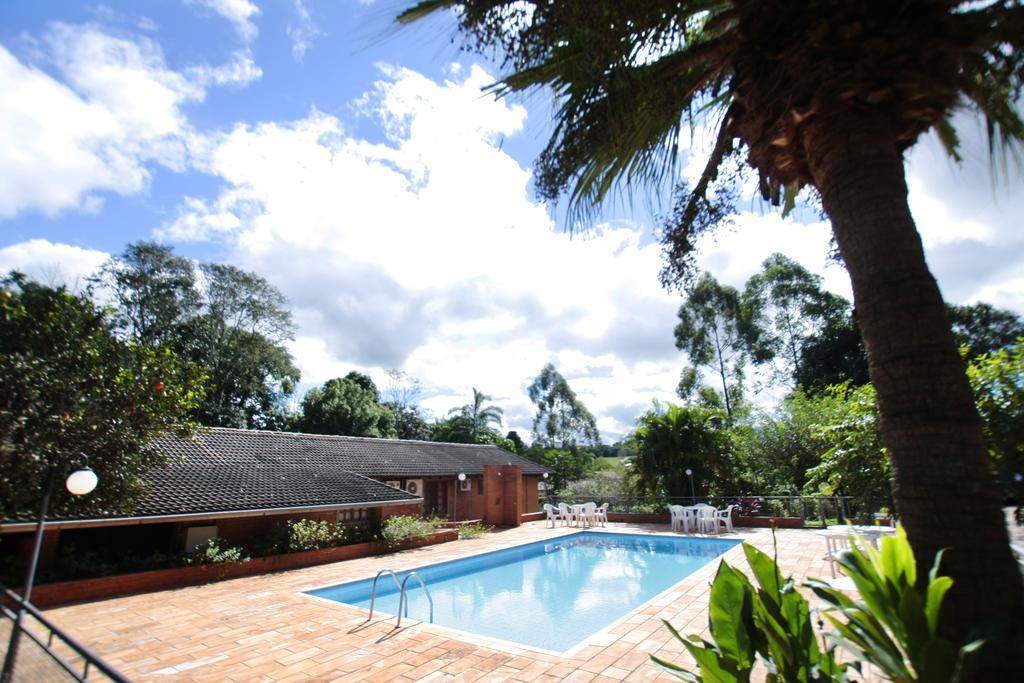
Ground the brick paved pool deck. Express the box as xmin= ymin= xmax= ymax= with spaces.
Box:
xmin=35 ymin=522 xmax=838 ymax=681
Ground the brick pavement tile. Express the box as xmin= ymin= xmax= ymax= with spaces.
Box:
xmin=367 ymin=662 xmax=416 ymax=681
xmin=600 ymin=665 xmax=635 ymax=680
xmin=509 ymin=658 xmax=557 ymax=681
xmin=579 ymin=652 xmax=619 ymax=674
xmin=405 ymin=657 xmax=450 ymax=680
xmin=543 ymin=661 xmax=580 ymax=678
xmin=274 ymin=645 xmax=324 ymax=665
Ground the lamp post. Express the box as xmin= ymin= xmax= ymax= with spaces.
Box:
xmin=685 ymin=468 xmax=696 ymax=504
xmin=1 ymin=457 xmax=98 ymax=683
xmin=454 ymin=472 xmax=466 ymax=523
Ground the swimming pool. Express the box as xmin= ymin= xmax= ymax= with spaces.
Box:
xmin=306 ymin=531 xmax=739 ymax=653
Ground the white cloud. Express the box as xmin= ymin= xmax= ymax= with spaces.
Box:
xmin=185 ymin=0 xmax=260 ymax=43
xmin=157 ymin=63 xmax=1022 ymax=439
xmin=287 ymin=0 xmax=323 ymax=62
xmin=187 ymin=49 xmax=262 ymax=88
xmin=0 ymin=239 xmax=109 ymax=291
xmin=0 ymin=23 xmax=262 ymax=219
xmin=164 ymin=64 xmax=684 ymax=440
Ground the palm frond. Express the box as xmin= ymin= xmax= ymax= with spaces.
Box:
xmin=397 ymin=0 xmax=459 ymax=24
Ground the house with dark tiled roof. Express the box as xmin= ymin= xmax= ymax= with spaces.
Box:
xmin=0 ymin=428 xmax=549 ymax=565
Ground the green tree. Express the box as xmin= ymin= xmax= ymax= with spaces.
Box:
xmin=966 ymin=339 xmax=1024 ymax=495
xmin=90 ymin=242 xmax=199 ymax=348
xmin=524 ymin=445 xmax=594 ymax=493
xmin=505 ymin=430 xmax=526 ymax=453
xmin=527 ymin=363 xmax=599 ymax=448
xmin=385 ymin=403 xmax=432 ymax=441
xmin=743 ymin=253 xmax=852 ymax=388
xmin=735 ymin=389 xmax=848 ymax=496
xmin=948 ymin=303 xmax=1024 ymax=359
xmin=804 ymin=384 xmax=891 ymax=516
xmin=794 ymin=312 xmax=870 ymax=392
xmin=181 ymin=264 xmax=299 ymax=429
xmin=297 ymin=372 xmax=398 ymax=438
xmin=0 ymin=274 xmax=204 ymax=519
xmin=626 ymin=402 xmax=730 ymax=499
xmin=446 ymin=387 xmax=504 ymax=442
xmin=397 ymin=3 xmax=1024 ymax=661
xmin=674 ymin=273 xmax=757 ymax=416
xmin=91 ymin=243 xmax=300 ymax=430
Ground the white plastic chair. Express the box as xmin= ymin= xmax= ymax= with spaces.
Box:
xmin=594 ymin=503 xmax=609 ymax=527
xmin=820 ymin=531 xmax=851 ymax=578
xmin=558 ymin=502 xmax=575 ymax=526
xmin=582 ymin=502 xmax=597 ymax=527
xmin=681 ymin=506 xmax=697 ymax=533
xmin=715 ymin=505 xmax=736 ymax=533
xmin=543 ymin=503 xmax=559 ymax=528
xmin=697 ymin=506 xmax=720 ymax=534
xmin=668 ymin=505 xmax=685 ymax=532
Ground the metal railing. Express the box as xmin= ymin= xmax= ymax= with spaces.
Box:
xmin=541 ymin=494 xmax=868 ymax=528
xmin=366 ymin=569 xmax=402 ymax=621
xmin=396 ymin=572 xmax=433 ymax=628
xmin=1 ymin=584 xmax=128 ymax=682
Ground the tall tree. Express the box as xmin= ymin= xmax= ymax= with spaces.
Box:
xmin=382 ymin=368 xmax=423 ymax=409
xmin=398 ymin=3 xmax=1024 ymax=665
xmin=90 ymin=242 xmax=198 ymax=347
xmin=447 ymin=387 xmax=504 ymax=442
xmin=527 ymin=363 xmax=599 ymax=448
xmin=0 ymin=273 xmax=204 ymax=519
xmin=966 ymin=339 xmax=1024 ymax=495
xmin=297 ymin=372 xmax=397 ymax=438
xmin=674 ymin=272 xmax=758 ymax=416
xmin=947 ymin=302 xmax=1024 ymax=359
xmin=386 ymin=403 xmax=432 ymax=441
xmin=794 ymin=312 xmax=871 ymax=391
xmin=182 ymin=264 xmax=299 ymax=429
xmin=505 ymin=430 xmax=526 ymax=454
xmin=743 ymin=253 xmax=851 ymax=387
xmin=90 ymin=244 xmax=300 ymax=429
xmin=626 ymin=402 xmax=730 ymax=499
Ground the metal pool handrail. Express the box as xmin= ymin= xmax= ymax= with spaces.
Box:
xmin=367 ymin=568 xmax=402 ymax=621
xmin=396 ymin=572 xmax=433 ymax=627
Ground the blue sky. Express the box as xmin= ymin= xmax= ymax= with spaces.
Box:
xmin=2 ymin=1 xmax=1022 ymax=441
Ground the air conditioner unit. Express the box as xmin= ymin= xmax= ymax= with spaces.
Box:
xmin=459 ymin=478 xmax=472 ymax=492
xmin=405 ymin=479 xmax=423 ymax=496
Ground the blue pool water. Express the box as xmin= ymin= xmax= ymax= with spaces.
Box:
xmin=306 ymin=532 xmax=738 ymax=652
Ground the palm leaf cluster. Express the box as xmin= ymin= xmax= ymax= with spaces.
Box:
xmin=401 ymin=0 xmax=1024 ymax=245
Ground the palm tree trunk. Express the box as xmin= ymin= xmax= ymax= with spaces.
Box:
xmin=802 ymin=107 xmax=1023 ymax=677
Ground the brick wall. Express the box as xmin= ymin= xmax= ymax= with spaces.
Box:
xmin=379 ymin=502 xmax=421 ymax=519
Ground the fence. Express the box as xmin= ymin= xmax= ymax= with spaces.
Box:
xmin=541 ymin=494 xmax=868 ymax=528
xmin=1 ymin=584 xmax=128 ymax=682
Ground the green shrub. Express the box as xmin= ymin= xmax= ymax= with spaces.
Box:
xmin=344 ymin=523 xmax=380 ymax=544
xmin=183 ymin=538 xmax=249 ymax=566
xmin=458 ymin=522 xmax=493 ymax=539
xmin=380 ymin=515 xmax=438 ymax=546
xmin=652 ymin=542 xmax=846 ymax=682
xmin=654 ymin=527 xmax=982 ymax=682
xmin=286 ymin=519 xmax=347 ymax=552
xmin=807 ymin=526 xmax=983 ymax=683
xmin=249 ymin=523 xmax=290 ymax=557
